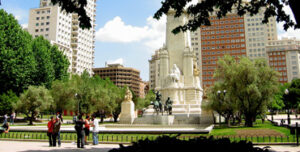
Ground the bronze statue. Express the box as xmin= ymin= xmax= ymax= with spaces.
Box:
xmin=151 ymin=91 xmax=163 ymax=115
xmin=164 ymin=97 xmax=173 ymax=115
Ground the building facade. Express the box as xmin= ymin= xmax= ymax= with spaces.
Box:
xmin=267 ymin=38 xmax=300 ymax=83
xmin=28 ymin=0 xmax=97 ymax=75
xmin=190 ymin=11 xmax=277 ymax=88
xmin=93 ymin=63 xmax=142 ymax=97
xmin=148 ymin=50 xmax=160 ymax=90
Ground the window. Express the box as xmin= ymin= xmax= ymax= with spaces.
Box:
xmin=36 ymin=17 xmax=40 ymax=20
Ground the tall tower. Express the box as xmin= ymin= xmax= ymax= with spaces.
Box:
xmin=28 ymin=0 xmax=97 ymax=75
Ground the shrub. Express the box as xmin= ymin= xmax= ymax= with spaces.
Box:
xmin=109 ymin=136 xmax=269 ymax=152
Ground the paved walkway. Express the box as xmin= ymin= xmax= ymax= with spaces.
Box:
xmin=0 ymin=141 xmax=119 ymax=152
xmin=267 ymin=114 xmax=300 ymax=126
xmin=0 ymin=141 xmax=299 ymax=152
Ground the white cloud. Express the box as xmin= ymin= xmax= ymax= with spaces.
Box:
xmin=277 ymin=4 xmax=300 ymax=39
xmin=21 ymin=23 xmax=28 ymax=29
xmin=106 ymin=58 xmax=124 ymax=65
xmin=96 ymin=15 xmax=166 ymax=51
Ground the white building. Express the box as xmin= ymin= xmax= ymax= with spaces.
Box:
xmin=28 ymin=0 xmax=97 ymax=75
xmin=148 ymin=50 xmax=160 ymax=90
xmin=267 ymin=38 xmax=300 ymax=83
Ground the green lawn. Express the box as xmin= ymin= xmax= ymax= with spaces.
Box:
xmin=1 ymin=120 xmax=298 ymax=144
xmin=209 ymin=120 xmax=291 ymax=136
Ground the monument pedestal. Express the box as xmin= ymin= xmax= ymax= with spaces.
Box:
xmin=133 ymin=115 xmax=175 ymax=125
xmin=119 ymin=101 xmax=135 ymax=124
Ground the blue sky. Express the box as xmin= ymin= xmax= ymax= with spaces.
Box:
xmin=1 ymin=0 xmax=299 ymax=81
xmin=0 ymin=0 xmax=165 ymax=81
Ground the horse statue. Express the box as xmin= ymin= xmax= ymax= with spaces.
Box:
xmin=150 ymin=91 xmax=163 ymax=115
xmin=164 ymin=97 xmax=173 ymax=115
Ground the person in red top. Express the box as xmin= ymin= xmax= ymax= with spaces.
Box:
xmin=47 ymin=116 xmax=55 ymax=147
xmin=84 ymin=115 xmax=90 ymax=145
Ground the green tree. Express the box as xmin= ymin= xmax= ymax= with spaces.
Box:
xmin=15 ymin=86 xmax=53 ymax=125
xmin=154 ymin=0 xmax=299 ymax=34
xmin=31 ymin=36 xmax=55 ymax=88
xmin=136 ymin=90 xmax=156 ymax=110
xmin=51 ymin=78 xmax=76 ymax=113
xmin=213 ymin=55 xmax=278 ymax=127
xmin=284 ymin=78 xmax=300 ymax=121
xmin=207 ymin=82 xmax=238 ymax=126
xmin=268 ymin=83 xmax=288 ymax=121
xmin=50 ymin=45 xmax=70 ymax=81
xmin=0 ymin=9 xmax=36 ymax=95
xmin=0 ymin=91 xmax=18 ymax=115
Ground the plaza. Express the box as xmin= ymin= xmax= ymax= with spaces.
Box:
xmin=1 ymin=0 xmax=300 ymax=152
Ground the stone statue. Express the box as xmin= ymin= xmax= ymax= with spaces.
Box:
xmin=124 ymin=87 xmax=132 ymax=102
xmin=166 ymin=64 xmax=181 ymax=86
xmin=193 ymin=58 xmax=200 ymax=76
xmin=164 ymin=97 xmax=173 ymax=115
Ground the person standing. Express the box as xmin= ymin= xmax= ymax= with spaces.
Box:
xmin=47 ymin=116 xmax=55 ymax=147
xmin=84 ymin=116 xmax=90 ymax=145
xmin=10 ymin=112 xmax=15 ymax=125
xmin=3 ymin=114 xmax=8 ymax=125
xmin=91 ymin=115 xmax=99 ymax=145
xmin=75 ymin=115 xmax=85 ymax=148
xmin=53 ymin=117 xmax=61 ymax=147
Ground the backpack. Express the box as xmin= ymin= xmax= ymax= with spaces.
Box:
xmin=53 ymin=120 xmax=61 ymax=133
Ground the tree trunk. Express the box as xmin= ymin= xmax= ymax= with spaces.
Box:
xmin=29 ymin=112 xmax=34 ymax=125
xmin=113 ymin=113 xmax=119 ymax=122
xmin=245 ymin=114 xmax=254 ymax=127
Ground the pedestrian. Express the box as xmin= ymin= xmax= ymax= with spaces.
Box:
xmin=0 ymin=122 xmax=10 ymax=133
xmin=3 ymin=114 xmax=8 ymax=125
xmin=84 ymin=115 xmax=90 ymax=145
xmin=91 ymin=115 xmax=99 ymax=145
xmin=53 ymin=117 xmax=61 ymax=147
xmin=10 ymin=112 xmax=15 ymax=125
xmin=75 ymin=115 xmax=85 ymax=148
xmin=47 ymin=116 xmax=55 ymax=147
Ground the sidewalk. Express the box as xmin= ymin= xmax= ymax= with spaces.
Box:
xmin=0 ymin=141 xmax=120 ymax=152
xmin=257 ymin=145 xmax=300 ymax=152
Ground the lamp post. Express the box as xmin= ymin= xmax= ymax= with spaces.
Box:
xmin=217 ymin=90 xmax=226 ymax=126
xmin=75 ymin=93 xmax=79 ymax=115
xmin=285 ymin=89 xmax=291 ymax=125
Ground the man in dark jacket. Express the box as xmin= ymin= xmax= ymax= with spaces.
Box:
xmin=75 ymin=115 xmax=85 ymax=148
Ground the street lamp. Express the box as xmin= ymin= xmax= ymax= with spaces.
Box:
xmin=285 ymin=89 xmax=291 ymax=125
xmin=217 ymin=90 xmax=226 ymax=126
xmin=75 ymin=93 xmax=79 ymax=115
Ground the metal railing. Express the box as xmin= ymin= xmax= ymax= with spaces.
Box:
xmin=0 ymin=132 xmax=299 ymax=145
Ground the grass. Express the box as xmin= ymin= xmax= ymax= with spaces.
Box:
xmin=1 ymin=120 xmax=298 ymax=144
xmin=209 ymin=120 xmax=292 ymax=136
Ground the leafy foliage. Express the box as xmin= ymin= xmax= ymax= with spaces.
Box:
xmin=0 ymin=9 xmax=69 ymax=96
xmin=0 ymin=91 xmax=18 ymax=115
xmin=51 ymin=0 xmax=91 ymax=29
xmin=15 ymin=86 xmax=53 ymax=125
xmin=284 ymin=78 xmax=300 ymax=109
xmin=0 ymin=9 xmax=36 ymax=95
xmin=51 ymin=73 xmax=126 ymax=120
xmin=209 ymin=56 xmax=279 ymax=127
xmin=154 ymin=0 xmax=299 ymax=34
xmin=109 ymin=136 xmax=269 ymax=152
xmin=136 ymin=90 xmax=156 ymax=110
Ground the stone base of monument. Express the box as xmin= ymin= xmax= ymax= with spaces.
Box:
xmin=119 ymin=101 xmax=135 ymax=124
xmin=134 ymin=115 xmax=174 ymax=125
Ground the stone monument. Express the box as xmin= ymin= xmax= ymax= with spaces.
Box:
xmin=144 ymin=10 xmax=213 ymax=124
xmin=119 ymin=87 xmax=135 ymax=124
